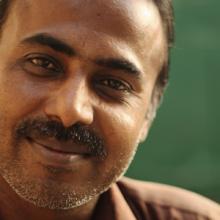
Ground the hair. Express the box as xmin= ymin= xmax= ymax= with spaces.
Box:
xmin=0 ymin=0 xmax=174 ymax=95
xmin=0 ymin=0 xmax=10 ymax=32
xmin=153 ymin=0 xmax=174 ymax=98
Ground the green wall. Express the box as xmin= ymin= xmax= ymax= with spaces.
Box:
xmin=126 ymin=0 xmax=220 ymax=203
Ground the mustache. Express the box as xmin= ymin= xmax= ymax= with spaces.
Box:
xmin=15 ymin=117 xmax=107 ymax=158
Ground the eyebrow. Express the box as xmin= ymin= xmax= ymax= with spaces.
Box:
xmin=22 ymin=33 xmax=142 ymax=78
xmin=21 ymin=33 xmax=75 ymax=56
xmin=95 ymin=58 xmax=141 ymax=78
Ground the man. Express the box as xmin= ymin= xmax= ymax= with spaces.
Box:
xmin=0 ymin=0 xmax=219 ymax=219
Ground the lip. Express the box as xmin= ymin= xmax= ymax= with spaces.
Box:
xmin=27 ymin=137 xmax=90 ymax=167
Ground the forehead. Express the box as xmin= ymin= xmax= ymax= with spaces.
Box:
xmin=14 ymin=0 xmax=159 ymax=35
xmin=3 ymin=0 xmax=165 ymax=78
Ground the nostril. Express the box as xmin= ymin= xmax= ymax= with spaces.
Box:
xmin=44 ymin=98 xmax=94 ymax=128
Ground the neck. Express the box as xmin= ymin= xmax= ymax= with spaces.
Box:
xmin=0 ymin=175 xmax=99 ymax=220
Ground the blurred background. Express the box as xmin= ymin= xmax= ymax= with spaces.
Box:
xmin=126 ymin=0 xmax=220 ymax=203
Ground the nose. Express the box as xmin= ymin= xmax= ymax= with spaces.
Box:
xmin=44 ymin=76 xmax=94 ymax=127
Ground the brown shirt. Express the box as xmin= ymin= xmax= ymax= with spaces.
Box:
xmin=92 ymin=177 xmax=220 ymax=220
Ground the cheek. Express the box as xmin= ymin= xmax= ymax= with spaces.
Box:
xmin=0 ymin=72 xmax=48 ymax=124
xmin=97 ymin=104 xmax=146 ymax=169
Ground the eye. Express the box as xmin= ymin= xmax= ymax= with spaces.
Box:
xmin=100 ymin=79 xmax=131 ymax=92
xmin=22 ymin=54 xmax=63 ymax=77
xmin=30 ymin=57 xmax=57 ymax=71
xmin=98 ymin=78 xmax=132 ymax=92
xmin=93 ymin=76 xmax=133 ymax=103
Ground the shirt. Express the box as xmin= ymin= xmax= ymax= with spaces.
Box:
xmin=92 ymin=177 xmax=220 ymax=220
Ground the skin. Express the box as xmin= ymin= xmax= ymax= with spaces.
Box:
xmin=0 ymin=0 xmax=166 ymax=219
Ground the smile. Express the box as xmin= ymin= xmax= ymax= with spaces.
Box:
xmin=27 ymin=137 xmax=90 ymax=168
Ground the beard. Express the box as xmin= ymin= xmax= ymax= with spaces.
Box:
xmin=0 ymin=115 xmax=136 ymax=210
xmin=0 ymin=160 xmax=104 ymax=209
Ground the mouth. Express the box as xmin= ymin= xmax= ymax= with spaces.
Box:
xmin=27 ymin=137 xmax=90 ymax=168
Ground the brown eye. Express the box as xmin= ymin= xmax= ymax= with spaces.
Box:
xmin=99 ymin=78 xmax=131 ymax=92
xmin=93 ymin=77 xmax=133 ymax=103
xmin=29 ymin=57 xmax=60 ymax=72
xmin=22 ymin=54 xmax=63 ymax=77
xmin=31 ymin=58 xmax=56 ymax=70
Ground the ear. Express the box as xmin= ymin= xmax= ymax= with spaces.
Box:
xmin=138 ymin=88 xmax=161 ymax=143
xmin=138 ymin=118 xmax=150 ymax=143
xmin=138 ymin=104 xmax=156 ymax=143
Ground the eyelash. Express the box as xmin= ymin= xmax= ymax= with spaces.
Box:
xmin=24 ymin=54 xmax=63 ymax=76
xmin=96 ymin=78 xmax=132 ymax=92
xmin=29 ymin=57 xmax=58 ymax=71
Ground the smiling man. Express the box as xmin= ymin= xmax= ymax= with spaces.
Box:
xmin=0 ymin=0 xmax=219 ymax=220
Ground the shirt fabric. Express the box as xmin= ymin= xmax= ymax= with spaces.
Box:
xmin=92 ymin=177 xmax=220 ymax=220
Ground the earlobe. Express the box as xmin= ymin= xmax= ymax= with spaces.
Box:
xmin=138 ymin=100 xmax=157 ymax=143
xmin=138 ymin=119 xmax=149 ymax=143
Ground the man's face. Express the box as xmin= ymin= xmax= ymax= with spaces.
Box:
xmin=0 ymin=0 xmax=165 ymax=210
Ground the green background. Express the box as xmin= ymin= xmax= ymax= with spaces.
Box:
xmin=126 ymin=0 xmax=220 ymax=203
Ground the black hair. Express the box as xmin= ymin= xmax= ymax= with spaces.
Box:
xmin=0 ymin=0 xmax=10 ymax=33
xmin=154 ymin=0 xmax=174 ymax=95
